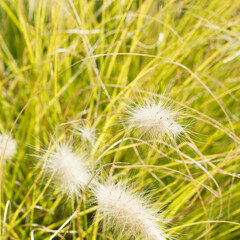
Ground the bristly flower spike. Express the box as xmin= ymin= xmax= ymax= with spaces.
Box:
xmin=127 ymin=98 xmax=183 ymax=139
xmin=73 ymin=126 xmax=96 ymax=147
xmin=43 ymin=140 xmax=91 ymax=196
xmin=94 ymin=182 xmax=168 ymax=240
xmin=0 ymin=133 xmax=17 ymax=161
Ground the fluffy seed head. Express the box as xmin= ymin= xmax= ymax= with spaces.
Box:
xmin=127 ymin=99 xmax=183 ymax=139
xmin=73 ymin=126 xmax=96 ymax=146
xmin=95 ymin=183 xmax=167 ymax=240
xmin=45 ymin=142 xmax=90 ymax=196
xmin=0 ymin=134 xmax=17 ymax=160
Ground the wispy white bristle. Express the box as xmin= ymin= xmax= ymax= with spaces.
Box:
xmin=73 ymin=126 xmax=96 ymax=146
xmin=127 ymin=99 xmax=183 ymax=139
xmin=0 ymin=134 xmax=17 ymax=160
xmin=94 ymin=183 xmax=168 ymax=240
xmin=45 ymin=142 xmax=90 ymax=196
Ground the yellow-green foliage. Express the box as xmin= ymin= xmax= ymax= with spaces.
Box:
xmin=0 ymin=0 xmax=240 ymax=239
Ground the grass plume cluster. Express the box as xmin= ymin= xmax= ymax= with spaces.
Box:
xmin=42 ymin=140 xmax=91 ymax=196
xmin=127 ymin=98 xmax=183 ymax=139
xmin=94 ymin=182 xmax=167 ymax=240
xmin=0 ymin=134 xmax=17 ymax=161
xmin=0 ymin=0 xmax=240 ymax=239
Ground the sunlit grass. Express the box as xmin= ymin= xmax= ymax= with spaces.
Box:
xmin=0 ymin=0 xmax=240 ymax=239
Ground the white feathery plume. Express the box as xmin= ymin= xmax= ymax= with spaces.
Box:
xmin=127 ymin=98 xmax=183 ymax=139
xmin=44 ymin=141 xmax=91 ymax=196
xmin=0 ymin=133 xmax=17 ymax=160
xmin=94 ymin=182 xmax=168 ymax=240
xmin=73 ymin=126 xmax=96 ymax=146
